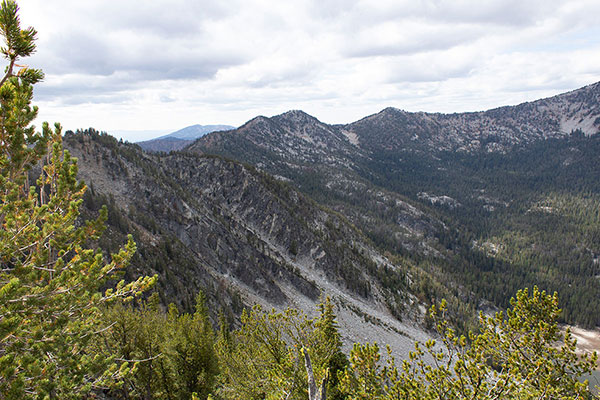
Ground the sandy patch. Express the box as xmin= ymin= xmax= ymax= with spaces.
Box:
xmin=570 ymin=326 xmax=600 ymax=354
xmin=565 ymin=325 xmax=600 ymax=371
xmin=341 ymin=130 xmax=359 ymax=146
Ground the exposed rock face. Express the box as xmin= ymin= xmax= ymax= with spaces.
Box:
xmin=188 ymin=109 xmax=446 ymax=257
xmin=65 ymin=130 xmax=433 ymax=356
xmin=192 ymin=82 xmax=600 ymax=160
xmin=199 ymin=110 xmax=367 ymax=171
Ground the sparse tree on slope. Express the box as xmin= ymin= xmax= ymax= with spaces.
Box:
xmin=0 ymin=1 xmax=155 ymax=397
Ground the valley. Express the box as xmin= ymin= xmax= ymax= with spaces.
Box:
xmin=188 ymin=82 xmax=600 ymax=329
xmin=3 ymin=0 xmax=599 ymax=396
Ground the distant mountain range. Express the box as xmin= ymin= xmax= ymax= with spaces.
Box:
xmin=192 ymin=81 xmax=600 ymax=159
xmin=63 ymin=81 xmax=600 ymax=351
xmin=189 ymin=81 xmax=600 ymax=328
xmin=137 ymin=124 xmax=234 ymax=152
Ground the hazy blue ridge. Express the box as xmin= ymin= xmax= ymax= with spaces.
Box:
xmin=158 ymin=124 xmax=235 ymax=140
xmin=136 ymin=124 xmax=235 ymax=152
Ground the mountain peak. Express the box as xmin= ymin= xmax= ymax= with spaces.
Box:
xmin=364 ymin=107 xmax=408 ymax=121
xmin=381 ymin=106 xmax=403 ymax=114
xmin=279 ymin=109 xmax=311 ymax=117
xmin=274 ymin=109 xmax=321 ymax=123
xmin=240 ymin=115 xmax=273 ymax=130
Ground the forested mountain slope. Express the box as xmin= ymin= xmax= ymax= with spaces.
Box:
xmin=65 ymin=129 xmax=438 ymax=353
xmin=188 ymin=82 xmax=600 ymax=327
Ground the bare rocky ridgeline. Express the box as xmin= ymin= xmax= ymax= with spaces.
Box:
xmin=191 ymin=82 xmax=600 ymax=161
xmin=65 ymin=130 xmax=434 ymax=357
xmin=347 ymin=81 xmax=600 ymax=153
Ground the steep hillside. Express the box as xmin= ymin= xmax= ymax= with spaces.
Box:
xmin=199 ymin=110 xmax=366 ymax=171
xmin=190 ymin=110 xmax=446 ymax=254
xmin=65 ymin=129 xmax=439 ymax=354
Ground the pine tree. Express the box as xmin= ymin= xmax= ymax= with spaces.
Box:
xmin=166 ymin=291 xmax=219 ymax=400
xmin=215 ymin=305 xmax=298 ymax=399
xmin=311 ymin=298 xmax=348 ymax=400
xmin=99 ymin=292 xmax=219 ymax=400
xmin=215 ymin=298 xmax=348 ymax=400
xmin=99 ymin=294 xmax=167 ymax=399
xmin=340 ymin=287 xmax=599 ymax=399
xmin=0 ymin=1 xmax=155 ymax=397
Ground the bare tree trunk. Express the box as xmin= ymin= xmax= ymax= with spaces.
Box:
xmin=302 ymin=348 xmax=327 ymax=400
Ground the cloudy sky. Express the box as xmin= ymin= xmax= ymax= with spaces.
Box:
xmin=16 ymin=0 xmax=600 ymax=141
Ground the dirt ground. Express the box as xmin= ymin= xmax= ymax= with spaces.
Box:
xmin=567 ymin=326 xmax=600 ymax=392
xmin=569 ymin=326 xmax=600 ymax=358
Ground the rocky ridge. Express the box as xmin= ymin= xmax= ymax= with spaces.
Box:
xmin=347 ymin=81 xmax=600 ymax=153
xmin=65 ymin=129 xmax=434 ymax=355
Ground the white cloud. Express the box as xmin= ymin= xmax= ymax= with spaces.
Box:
xmin=13 ymin=0 xmax=600 ymax=138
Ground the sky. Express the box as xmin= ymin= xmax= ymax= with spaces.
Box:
xmin=15 ymin=0 xmax=600 ymax=142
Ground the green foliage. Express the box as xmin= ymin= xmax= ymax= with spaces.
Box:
xmin=98 ymin=296 xmax=348 ymax=399
xmin=216 ymin=305 xmax=299 ymax=399
xmin=96 ymin=288 xmax=599 ymax=399
xmin=169 ymin=292 xmax=219 ymax=399
xmin=100 ymin=292 xmax=219 ymax=399
xmin=340 ymin=287 xmax=598 ymax=399
xmin=0 ymin=2 xmax=154 ymax=397
xmin=215 ymin=297 xmax=348 ymax=400
xmin=313 ymin=299 xmax=349 ymax=400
